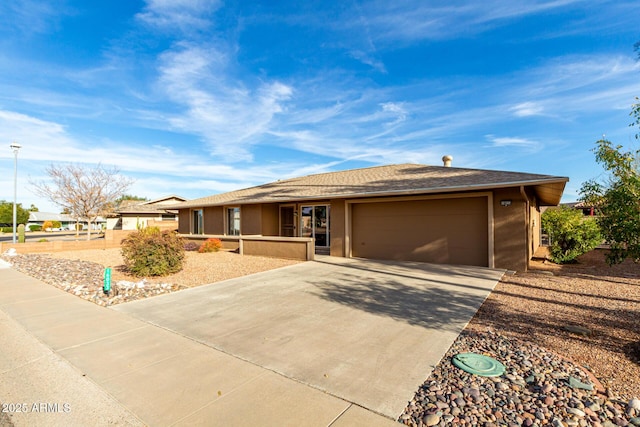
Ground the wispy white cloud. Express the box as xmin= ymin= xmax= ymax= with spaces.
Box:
xmin=0 ymin=111 xmax=225 ymax=176
xmin=157 ymin=44 xmax=293 ymax=161
xmin=258 ymin=50 xmax=640 ymax=169
xmin=348 ymin=50 xmax=387 ymax=73
xmin=136 ymin=0 xmax=222 ymax=34
xmin=380 ymin=102 xmax=408 ymax=126
xmin=341 ymin=0 xmax=586 ymax=44
xmin=485 ymin=134 xmax=543 ymax=152
xmin=0 ymin=0 xmax=70 ymax=35
xmin=511 ymin=102 xmax=545 ymax=117
xmin=141 ymin=46 xmax=640 ymax=172
xmin=504 ymin=55 xmax=640 ymax=121
xmin=0 ymin=110 xmax=76 ymax=158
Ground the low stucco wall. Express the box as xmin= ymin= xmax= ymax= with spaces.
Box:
xmin=0 ymin=238 xmax=119 ymax=254
xmin=241 ymin=237 xmax=314 ymax=261
xmin=182 ymin=236 xmax=240 ymax=251
xmin=0 ymin=230 xmax=138 ymax=254
xmin=181 ymin=234 xmax=314 ymax=261
xmin=147 ymin=220 xmax=179 ymax=230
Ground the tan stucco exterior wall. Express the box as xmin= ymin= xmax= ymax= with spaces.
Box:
xmin=492 ymin=188 xmax=528 ymax=271
xmin=204 ymin=206 xmax=224 ymax=235
xmin=329 ymin=199 xmax=346 ymax=257
xmin=178 ymin=210 xmax=190 ymax=234
xmin=261 ymin=204 xmax=279 ymax=236
xmin=241 ymin=204 xmax=262 ymax=235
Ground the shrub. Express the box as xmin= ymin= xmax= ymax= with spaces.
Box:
xmin=198 ymin=238 xmax=222 ymax=253
xmin=29 ymin=225 xmax=42 ymax=232
xmin=42 ymin=220 xmax=53 ymax=231
xmin=184 ymin=241 xmax=201 ymax=252
xmin=541 ymin=207 xmax=602 ymax=264
xmin=38 ymin=238 xmax=49 ymax=242
xmin=121 ymin=228 xmax=185 ymax=276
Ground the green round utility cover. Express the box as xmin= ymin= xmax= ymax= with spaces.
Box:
xmin=452 ymin=353 xmax=505 ymax=377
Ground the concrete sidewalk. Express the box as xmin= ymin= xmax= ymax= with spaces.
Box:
xmin=0 ymin=266 xmax=400 ymax=427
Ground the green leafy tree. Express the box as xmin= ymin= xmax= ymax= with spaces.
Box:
xmin=541 ymin=207 xmax=602 ymax=264
xmin=579 ymin=102 xmax=640 ymax=264
xmin=0 ymin=200 xmax=30 ymax=225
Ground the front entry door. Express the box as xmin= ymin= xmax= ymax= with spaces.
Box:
xmin=300 ymin=205 xmax=329 ymax=248
xmin=280 ymin=206 xmax=295 ymax=237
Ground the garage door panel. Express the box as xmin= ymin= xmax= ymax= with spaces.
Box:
xmin=352 ymin=197 xmax=488 ymax=267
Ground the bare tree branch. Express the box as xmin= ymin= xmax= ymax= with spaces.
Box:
xmin=31 ymin=163 xmax=134 ymax=239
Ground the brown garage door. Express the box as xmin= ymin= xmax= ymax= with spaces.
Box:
xmin=351 ymin=197 xmax=488 ymax=267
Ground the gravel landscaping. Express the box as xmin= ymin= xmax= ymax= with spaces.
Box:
xmin=1 ymin=247 xmax=638 ymax=426
xmin=400 ymin=249 xmax=639 ymax=426
xmin=1 ymin=248 xmax=300 ymax=306
xmin=401 ymin=330 xmax=640 ymax=426
xmin=468 ymin=250 xmax=639 ymax=402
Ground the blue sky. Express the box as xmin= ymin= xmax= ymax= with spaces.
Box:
xmin=0 ymin=0 xmax=639 ymax=213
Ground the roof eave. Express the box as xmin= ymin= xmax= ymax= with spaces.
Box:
xmin=172 ymin=177 xmax=569 ymax=208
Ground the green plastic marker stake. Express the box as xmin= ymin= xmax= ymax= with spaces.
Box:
xmin=103 ymin=267 xmax=112 ymax=295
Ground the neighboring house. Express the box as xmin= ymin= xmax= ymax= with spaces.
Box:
xmin=540 ymin=202 xmax=599 ymax=247
xmin=171 ymin=162 xmax=568 ymax=272
xmin=27 ymin=212 xmax=106 ymax=231
xmin=562 ymin=201 xmax=597 ymax=216
xmin=107 ymin=195 xmax=186 ymax=230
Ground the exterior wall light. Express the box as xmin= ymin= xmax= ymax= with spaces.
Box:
xmin=500 ymin=200 xmax=512 ymax=207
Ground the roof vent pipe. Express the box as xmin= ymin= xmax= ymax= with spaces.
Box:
xmin=442 ymin=155 xmax=453 ymax=167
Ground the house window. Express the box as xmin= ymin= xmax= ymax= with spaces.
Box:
xmin=227 ymin=207 xmax=240 ymax=236
xmin=192 ymin=209 xmax=203 ymax=234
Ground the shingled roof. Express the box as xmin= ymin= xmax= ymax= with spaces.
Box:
xmin=116 ymin=195 xmax=187 ymax=214
xmin=172 ymin=164 xmax=568 ymax=209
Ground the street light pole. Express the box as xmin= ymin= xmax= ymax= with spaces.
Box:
xmin=10 ymin=142 xmax=22 ymax=244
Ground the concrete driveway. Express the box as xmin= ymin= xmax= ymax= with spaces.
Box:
xmin=115 ymin=256 xmax=505 ymax=419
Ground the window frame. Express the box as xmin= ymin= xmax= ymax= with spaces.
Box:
xmin=192 ymin=209 xmax=203 ymax=234
xmin=226 ymin=206 xmax=241 ymax=236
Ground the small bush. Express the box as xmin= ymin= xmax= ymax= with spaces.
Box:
xmin=184 ymin=241 xmax=201 ymax=252
xmin=198 ymin=238 xmax=222 ymax=253
xmin=29 ymin=225 xmax=42 ymax=232
xmin=121 ymin=228 xmax=185 ymax=277
xmin=42 ymin=220 xmax=53 ymax=231
xmin=38 ymin=238 xmax=49 ymax=242
xmin=541 ymin=207 xmax=602 ymax=264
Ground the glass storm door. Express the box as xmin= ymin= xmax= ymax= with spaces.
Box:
xmin=300 ymin=205 xmax=329 ymax=247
